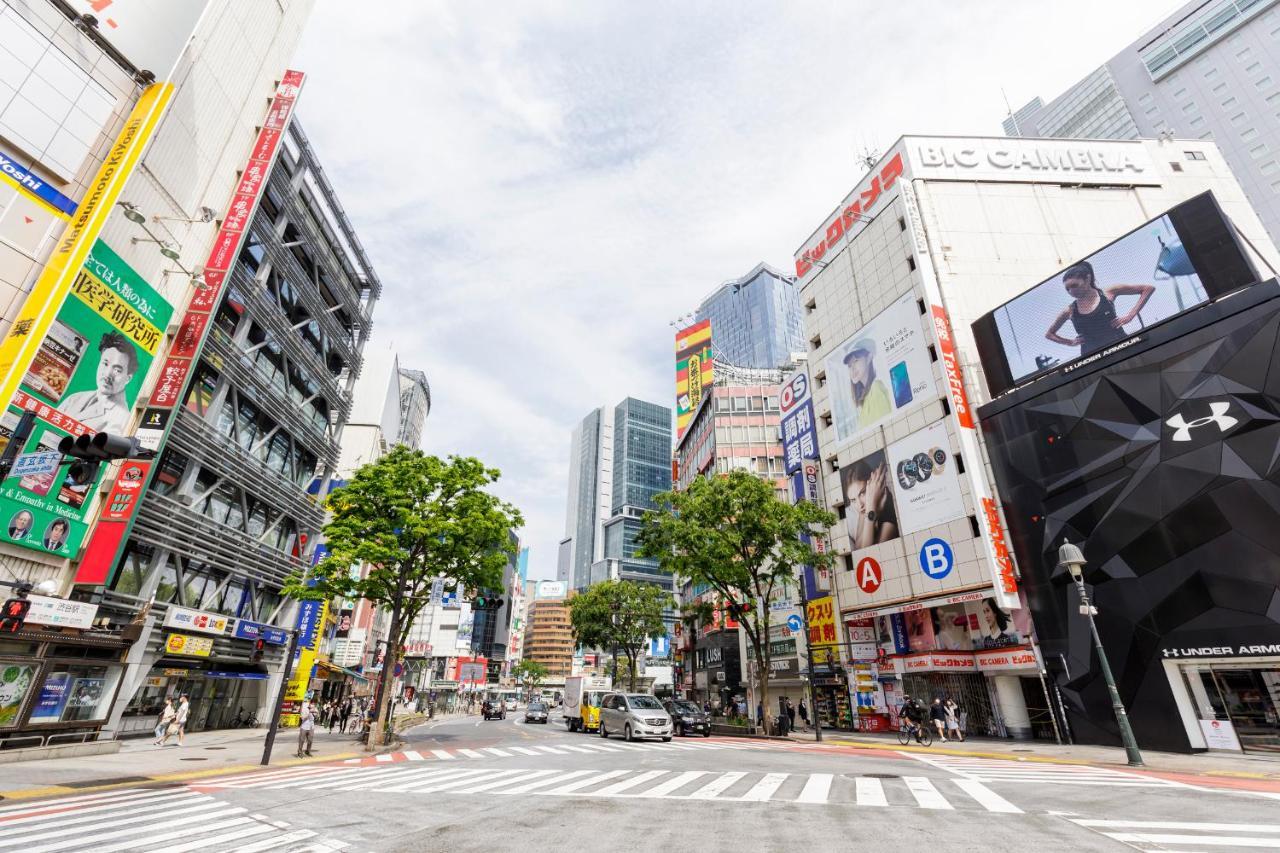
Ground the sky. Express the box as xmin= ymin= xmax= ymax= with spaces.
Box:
xmin=293 ymin=0 xmax=1181 ymax=582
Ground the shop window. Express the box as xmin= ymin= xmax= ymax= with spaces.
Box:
xmin=26 ymin=665 xmax=121 ymax=724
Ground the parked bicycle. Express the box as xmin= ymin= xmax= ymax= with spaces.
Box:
xmin=898 ymin=720 xmax=933 ymax=747
xmin=231 ymin=706 xmax=258 ymax=728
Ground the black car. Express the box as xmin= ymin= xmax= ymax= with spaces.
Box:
xmin=524 ymin=701 xmax=549 ymax=723
xmin=482 ymin=700 xmax=506 ymax=720
xmin=663 ymin=699 xmax=711 ymax=737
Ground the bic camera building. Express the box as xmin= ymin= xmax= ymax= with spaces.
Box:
xmin=792 ymin=133 xmax=1280 ymax=749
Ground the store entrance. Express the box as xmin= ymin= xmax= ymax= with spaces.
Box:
xmin=1197 ymin=666 xmax=1280 ymax=753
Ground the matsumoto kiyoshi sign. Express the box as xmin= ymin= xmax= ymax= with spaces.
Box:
xmin=0 ymin=239 xmax=171 ymax=558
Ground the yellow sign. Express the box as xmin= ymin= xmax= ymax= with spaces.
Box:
xmin=281 ymin=600 xmax=327 ymax=727
xmin=0 ymin=83 xmax=173 ymax=410
xmin=806 ymin=596 xmax=836 ymax=665
xmin=165 ymin=633 xmax=213 ymax=657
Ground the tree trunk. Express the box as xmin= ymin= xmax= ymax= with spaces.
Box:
xmin=370 ymin=582 xmax=404 ymax=750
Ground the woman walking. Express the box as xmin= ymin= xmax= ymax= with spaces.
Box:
xmin=153 ymin=698 xmax=175 ymax=745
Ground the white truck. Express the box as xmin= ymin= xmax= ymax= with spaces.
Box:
xmin=563 ymin=674 xmax=612 ymax=733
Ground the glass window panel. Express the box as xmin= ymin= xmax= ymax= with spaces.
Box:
xmin=0 ymin=663 xmax=39 ymax=727
xmin=27 ymin=665 xmax=121 ymax=723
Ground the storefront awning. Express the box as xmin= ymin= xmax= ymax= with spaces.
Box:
xmin=316 ymin=659 xmax=369 ymax=681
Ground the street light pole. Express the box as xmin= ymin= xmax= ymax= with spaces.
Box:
xmin=796 ymin=578 xmax=822 ymax=742
xmin=1058 ymin=541 xmax=1144 ymax=767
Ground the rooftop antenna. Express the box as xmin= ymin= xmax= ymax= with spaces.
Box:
xmin=1002 ymin=88 xmax=1021 ymax=136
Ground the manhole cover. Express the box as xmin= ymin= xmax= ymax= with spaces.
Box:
xmin=203 ymin=747 xmax=227 ymax=751
xmin=179 ymin=757 xmax=207 ymax=761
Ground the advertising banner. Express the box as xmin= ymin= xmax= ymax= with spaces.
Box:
xmin=27 ymin=672 xmax=71 ymax=723
xmin=779 ymin=370 xmax=818 ymax=476
xmin=839 ymin=448 xmax=900 ymax=553
xmin=0 ymin=664 xmax=35 ymax=726
xmin=535 ymin=580 xmax=566 ymax=599
xmin=455 ymin=612 xmax=475 ymax=651
xmin=282 ymin=599 xmax=327 ymax=726
xmin=885 ymin=421 xmax=964 ymax=535
xmin=675 ymin=319 xmax=713 ymax=438
xmin=824 ymin=293 xmax=934 ymax=449
xmin=164 ymin=606 xmax=229 ymax=635
xmin=0 ymin=239 xmax=172 ymax=558
xmin=165 ymin=633 xmax=213 ymax=657
xmin=233 ymin=619 xmax=287 ymax=645
xmin=806 ymin=596 xmax=836 ymax=664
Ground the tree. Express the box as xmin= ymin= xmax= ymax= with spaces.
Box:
xmin=511 ymin=659 xmax=547 ymax=696
xmin=568 ymin=579 xmax=670 ymax=691
xmin=285 ymin=448 xmax=522 ymax=747
xmin=636 ymin=470 xmax=835 ymax=732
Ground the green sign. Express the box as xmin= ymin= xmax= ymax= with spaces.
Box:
xmin=0 ymin=239 xmax=172 ymax=557
xmin=769 ymin=638 xmax=797 ymax=658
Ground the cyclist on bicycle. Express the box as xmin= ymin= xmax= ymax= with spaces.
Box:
xmin=900 ymin=695 xmax=927 ymax=744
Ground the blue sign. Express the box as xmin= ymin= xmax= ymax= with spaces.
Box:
xmin=294 ymin=599 xmax=322 ymax=648
xmin=889 ymin=613 xmax=910 ymax=653
xmin=786 ymin=614 xmax=803 ymax=632
xmin=28 ymin=672 xmax=71 ymax=723
xmin=781 ymin=399 xmax=818 ymax=475
xmin=919 ymin=538 xmax=954 ymax=579
xmin=11 ymin=451 xmax=62 ymax=478
xmin=233 ymin=619 xmax=287 ymax=645
xmin=0 ymin=147 xmax=77 ymax=216
xmin=649 ymin=635 xmax=670 ymax=658
xmin=207 ymin=671 xmax=268 ymax=680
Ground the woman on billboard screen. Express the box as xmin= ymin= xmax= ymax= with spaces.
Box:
xmin=1043 ymin=261 xmax=1155 ymax=358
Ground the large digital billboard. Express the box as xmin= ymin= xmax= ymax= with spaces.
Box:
xmin=824 ymin=293 xmax=934 ymax=448
xmin=973 ymin=192 xmax=1258 ymax=397
xmin=675 ymin=320 xmax=713 ymax=438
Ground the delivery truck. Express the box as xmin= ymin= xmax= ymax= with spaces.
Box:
xmin=563 ymin=674 xmax=611 ymax=733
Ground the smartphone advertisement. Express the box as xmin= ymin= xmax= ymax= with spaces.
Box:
xmin=824 ymin=292 xmax=936 ymax=448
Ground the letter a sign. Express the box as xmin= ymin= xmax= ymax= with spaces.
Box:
xmin=856 ymin=556 xmax=882 ymax=594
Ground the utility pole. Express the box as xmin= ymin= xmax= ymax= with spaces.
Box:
xmin=261 ymin=628 xmax=301 ymax=765
xmin=796 ymin=577 xmax=822 ymax=742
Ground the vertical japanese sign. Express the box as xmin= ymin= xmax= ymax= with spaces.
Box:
xmin=76 ymin=71 xmax=307 ymax=588
xmin=806 ymin=596 xmax=836 ymax=665
xmin=282 ymin=598 xmax=326 ymax=726
xmin=1 ymin=240 xmax=172 ymax=560
xmin=782 ymin=368 xmax=828 ymax=597
xmin=675 ymin=319 xmax=713 ymax=438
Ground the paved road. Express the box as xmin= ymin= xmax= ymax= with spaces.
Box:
xmin=1 ymin=710 xmax=1278 ymax=852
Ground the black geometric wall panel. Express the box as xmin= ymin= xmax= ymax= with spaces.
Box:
xmin=979 ymin=281 xmax=1280 ymax=753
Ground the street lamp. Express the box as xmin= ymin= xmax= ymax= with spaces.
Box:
xmin=1058 ymin=540 xmax=1144 ymax=767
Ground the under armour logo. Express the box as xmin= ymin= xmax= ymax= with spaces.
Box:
xmin=1165 ymin=402 xmax=1238 ymax=442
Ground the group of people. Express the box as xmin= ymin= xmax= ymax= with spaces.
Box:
xmin=316 ymin=696 xmax=368 ymax=734
xmin=899 ymin=695 xmax=966 ymax=743
xmin=748 ymin=696 xmax=811 ymax=734
xmin=152 ymin=694 xmax=191 ymax=746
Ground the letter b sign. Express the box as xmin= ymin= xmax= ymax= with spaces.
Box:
xmin=919 ymin=538 xmax=954 ymax=579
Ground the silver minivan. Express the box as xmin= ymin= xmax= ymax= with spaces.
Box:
xmin=599 ymin=693 xmax=673 ymax=742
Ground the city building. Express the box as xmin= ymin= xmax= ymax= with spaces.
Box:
xmin=560 ymin=405 xmax=613 ymax=592
xmin=692 ymin=262 xmax=805 ymax=370
xmin=397 ymin=368 xmax=430 ymax=448
xmin=791 ymin=133 xmax=1278 ymax=741
xmin=1003 ymin=0 xmax=1280 ymax=247
xmin=0 ymin=1 xmax=320 ymax=747
xmin=524 ymin=582 xmax=574 ymax=686
xmin=601 ymin=397 xmax=673 ymax=591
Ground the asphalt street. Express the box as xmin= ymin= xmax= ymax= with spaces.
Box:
xmin=1 ymin=709 xmax=1278 ymax=852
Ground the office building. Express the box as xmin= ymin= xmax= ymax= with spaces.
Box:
xmin=692 ymin=262 xmax=805 ymax=370
xmin=601 ymin=397 xmax=673 ymax=590
xmin=561 ymin=405 xmax=613 ymax=592
xmin=397 ymin=368 xmax=430 ymax=448
xmin=525 ymin=583 xmax=574 ymax=683
xmin=792 ymin=133 xmax=1277 ymax=742
xmin=1003 ymin=0 xmax=1280 ymax=246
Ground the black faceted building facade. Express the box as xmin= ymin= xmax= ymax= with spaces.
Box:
xmin=979 ymin=280 xmax=1280 ymax=753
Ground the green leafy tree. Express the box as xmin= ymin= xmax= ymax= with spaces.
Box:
xmin=568 ymin=579 xmax=670 ymax=691
xmin=637 ymin=470 xmax=835 ymax=732
xmin=512 ymin=659 xmax=548 ymax=696
xmin=285 ymin=448 xmax=522 ymax=747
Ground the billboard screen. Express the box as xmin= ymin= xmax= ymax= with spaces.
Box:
xmin=973 ymin=192 xmax=1258 ymax=397
xmin=824 ymin=293 xmax=934 ymax=448
xmin=675 ymin=320 xmax=713 ymax=438
xmin=0 ymin=240 xmax=171 ymax=558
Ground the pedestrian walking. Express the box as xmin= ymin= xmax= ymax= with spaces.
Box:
xmin=756 ymin=701 xmax=764 ymax=727
xmin=930 ymin=697 xmax=948 ymax=742
xmin=798 ymin=699 xmax=810 ymax=731
xmin=785 ymin=697 xmax=796 ymax=732
xmin=296 ymin=700 xmax=316 ymax=757
xmin=153 ymin=698 xmax=175 ymax=744
xmin=340 ymin=699 xmax=352 ymax=733
xmin=173 ymin=694 xmax=190 ymax=746
xmin=327 ymin=701 xmax=339 ymax=733
xmin=945 ymin=698 xmax=964 ymax=742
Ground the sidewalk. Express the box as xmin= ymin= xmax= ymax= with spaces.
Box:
xmin=784 ymin=727 xmax=1280 ymax=780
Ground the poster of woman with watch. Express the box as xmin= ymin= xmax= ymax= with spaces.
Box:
xmin=840 ymin=449 xmax=900 ymax=549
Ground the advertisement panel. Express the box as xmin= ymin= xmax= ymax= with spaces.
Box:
xmin=27 ymin=672 xmax=71 ymax=723
xmin=165 ymin=633 xmax=213 ymax=657
xmin=824 ymin=293 xmax=934 ymax=449
xmin=164 ymin=606 xmax=229 ymax=635
xmin=233 ymin=619 xmax=287 ymax=645
xmin=536 ymin=580 xmax=567 ymax=599
xmin=806 ymin=596 xmax=836 ymax=664
xmin=282 ymin=599 xmax=327 ymax=726
xmin=885 ymin=421 xmax=964 ymax=535
xmin=0 ymin=664 xmax=35 ymax=726
xmin=0 ymin=239 xmax=172 ymax=558
xmin=839 ymin=448 xmax=900 ymax=552
xmin=675 ymin=319 xmax=713 ymax=439
xmin=779 ymin=370 xmax=817 ymax=475
xmin=455 ymin=612 xmax=475 ymax=651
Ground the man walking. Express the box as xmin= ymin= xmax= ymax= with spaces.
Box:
xmin=798 ymin=699 xmax=810 ymax=732
xmin=785 ymin=697 xmax=797 ymax=733
xmin=297 ymin=700 xmax=316 ymax=757
xmin=930 ymin=697 xmax=948 ymax=742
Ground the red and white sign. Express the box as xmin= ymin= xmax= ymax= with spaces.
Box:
xmin=900 ymin=651 xmax=978 ymax=672
xmin=974 ymin=646 xmax=1038 ymax=672
xmin=930 ymin=306 xmax=974 ymax=430
xmin=845 ymin=588 xmax=989 ymax=620
xmin=856 ymin=556 xmax=882 ymax=594
xmin=795 ymin=149 xmax=906 ymax=278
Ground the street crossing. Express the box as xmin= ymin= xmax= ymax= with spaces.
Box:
xmin=906 ymin=753 xmax=1178 ymax=788
xmin=1069 ymin=817 xmax=1280 ymax=850
xmin=191 ymin=763 xmax=1025 ymax=811
xmin=0 ymin=787 xmax=349 ymax=852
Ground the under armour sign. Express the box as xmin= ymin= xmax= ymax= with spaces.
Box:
xmin=1166 ymin=401 xmax=1238 ymax=442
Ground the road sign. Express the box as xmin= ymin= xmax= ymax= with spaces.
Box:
xmin=786 ymin=613 xmax=803 ymax=632
xmin=10 ymin=451 xmax=62 ymax=478
xmin=919 ymin=538 xmax=954 ymax=579
xmin=855 ymin=556 xmax=882 ymax=593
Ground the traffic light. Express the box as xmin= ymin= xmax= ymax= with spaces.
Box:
xmin=0 ymin=597 xmax=31 ymax=633
xmin=250 ymin=638 xmax=266 ymax=664
xmin=58 ymin=432 xmax=145 ymax=486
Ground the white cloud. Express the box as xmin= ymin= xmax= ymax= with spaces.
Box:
xmin=294 ymin=0 xmax=1178 ymax=580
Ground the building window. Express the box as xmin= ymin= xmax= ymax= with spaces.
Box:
xmin=805 ymin=297 xmax=817 ymax=313
xmin=906 ymin=256 xmax=917 ymax=272
xmin=810 ymin=335 xmax=822 ymax=350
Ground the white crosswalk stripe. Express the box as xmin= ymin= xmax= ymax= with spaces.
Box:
xmin=909 ymin=753 xmax=1173 ymax=788
xmin=197 ymin=763 xmax=1028 ymax=811
xmin=0 ymin=787 xmax=348 ymax=852
xmin=1071 ymin=818 xmax=1280 ymax=850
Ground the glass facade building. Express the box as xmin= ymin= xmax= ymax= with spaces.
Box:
xmin=605 ymin=398 xmax=673 ymax=587
xmin=693 ymin=263 xmax=804 ymax=370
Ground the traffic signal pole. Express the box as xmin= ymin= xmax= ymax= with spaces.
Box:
xmin=261 ymin=628 xmax=301 ymax=765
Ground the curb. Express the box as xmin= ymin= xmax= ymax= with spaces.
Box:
xmin=0 ymin=750 xmax=361 ymax=802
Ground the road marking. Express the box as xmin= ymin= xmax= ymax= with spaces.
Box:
xmin=593 ymin=771 xmax=669 ymax=797
xmin=457 ymin=748 xmax=487 ymax=759
xmin=388 ymin=769 xmax=487 ymax=793
xmin=413 ymin=770 xmax=503 ymax=793
xmin=20 ymin=807 xmax=247 ymax=853
xmin=951 ymin=779 xmax=1022 ymax=813
xmin=451 ymin=770 xmax=539 ymax=794
xmin=225 ymin=829 xmax=320 ymax=852
xmin=431 ymin=749 xmax=455 ymax=760
xmin=532 ymin=745 xmax=568 ymax=754
xmin=508 ymin=746 xmax=541 ymax=756
xmin=301 ymin=768 xmax=383 ymax=790
xmin=500 ymin=770 xmax=593 ymax=794
xmin=0 ymin=796 xmax=216 ymax=839
xmin=149 ymin=820 xmax=276 ymax=852
xmin=542 ymin=770 xmax=627 ymax=795
xmin=855 ymin=776 xmax=887 ymax=806
xmin=0 ymin=789 xmax=191 ymax=828
xmin=1073 ymin=819 xmax=1280 ymax=832
xmin=402 ymin=750 xmax=424 ymax=761
xmin=740 ymin=773 xmax=789 ymax=802
xmin=482 ymin=747 xmax=512 ymax=757
xmin=903 ymin=776 xmax=953 ymax=810
xmin=796 ymin=773 xmax=833 ymax=804
xmin=688 ymin=772 xmax=747 ymax=800
xmin=635 ymin=771 xmax=708 ymax=798
xmin=374 ymin=754 xmax=393 ymax=763
xmin=0 ymin=788 xmax=151 ymax=816
xmin=1106 ymin=831 xmax=1280 ymax=847
xmin=557 ymin=745 xmax=597 ymax=754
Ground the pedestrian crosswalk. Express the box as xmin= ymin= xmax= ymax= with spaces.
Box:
xmin=1070 ymin=817 xmax=1280 ymax=850
xmin=907 ymin=753 xmax=1176 ymax=788
xmin=338 ymin=736 xmax=845 ymax=765
xmin=192 ymin=763 xmax=1024 ymax=811
xmin=0 ymin=787 xmax=348 ymax=852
